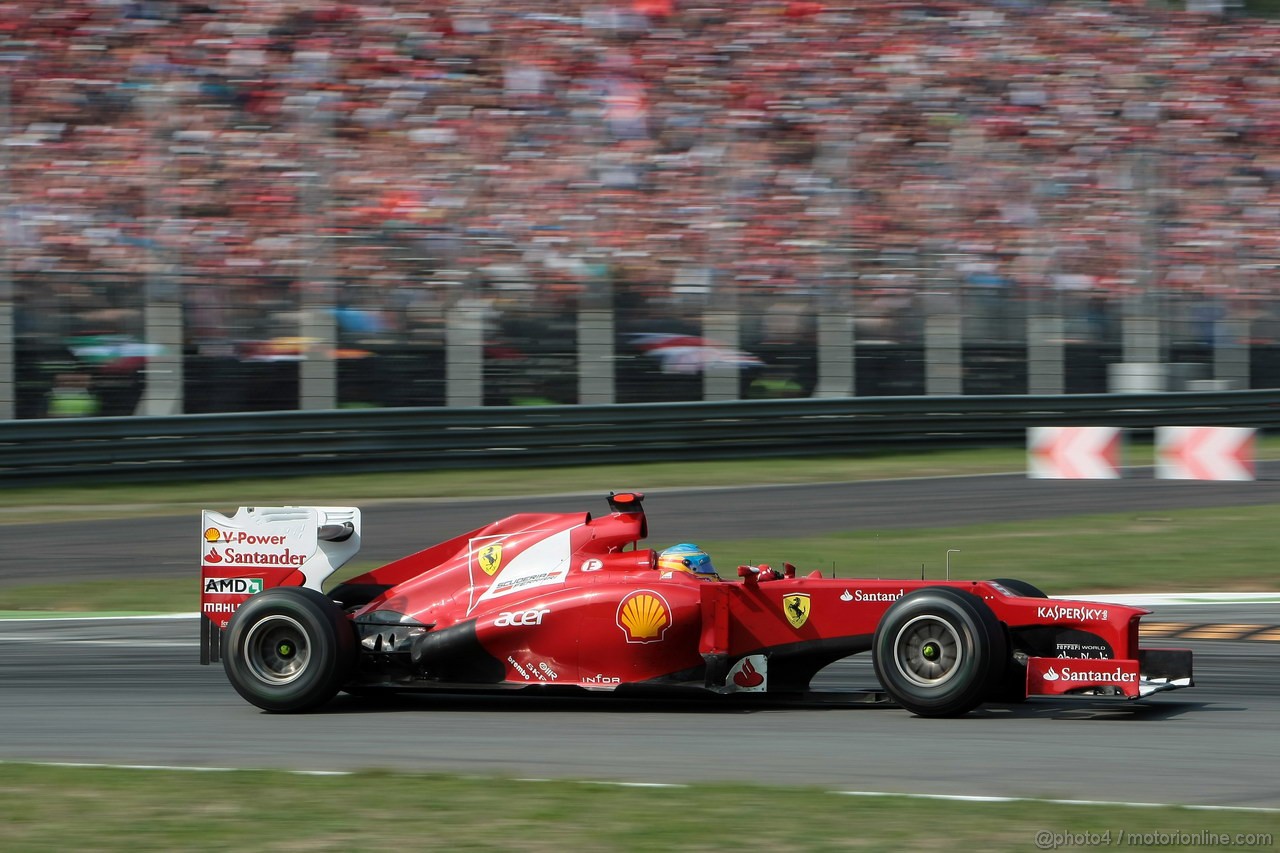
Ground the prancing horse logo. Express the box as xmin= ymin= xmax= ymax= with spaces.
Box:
xmin=783 ymin=593 xmax=811 ymax=629
xmin=478 ymin=542 xmax=504 ymax=576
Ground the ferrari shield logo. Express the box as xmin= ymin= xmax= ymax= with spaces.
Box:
xmin=477 ymin=542 xmax=504 ymax=576
xmin=783 ymin=593 xmax=811 ymax=629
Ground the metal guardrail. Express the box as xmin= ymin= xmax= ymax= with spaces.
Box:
xmin=1 ymin=391 xmax=1277 ymax=485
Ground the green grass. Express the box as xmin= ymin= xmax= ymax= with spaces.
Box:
xmin=704 ymin=504 xmax=1280 ymax=594
xmin=6 ymin=438 xmax=1280 ymax=525
xmin=0 ymin=447 xmax=1035 ymax=524
xmin=5 ymin=441 xmax=1279 ymax=612
xmin=0 ymin=578 xmax=207 ymax=614
xmin=3 ymin=504 xmax=1278 ymax=615
xmin=0 ymin=764 xmax=1274 ymax=852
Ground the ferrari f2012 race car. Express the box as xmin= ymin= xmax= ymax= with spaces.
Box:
xmin=199 ymin=492 xmax=1193 ymax=717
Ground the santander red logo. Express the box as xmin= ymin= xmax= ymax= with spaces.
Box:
xmin=732 ymin=658 xmax=764 ymax=688
xmin=205 ymin=548 xmax=224 ymax=564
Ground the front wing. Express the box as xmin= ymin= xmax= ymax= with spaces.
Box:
xmin=1025 ymin=649 xmax=1194 ymax=699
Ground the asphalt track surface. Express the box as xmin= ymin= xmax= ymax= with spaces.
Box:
xmin=1 ymin=616 xmax=1277 ymax=808
xmin=1 ymin=471 xmax=1278 ymax=808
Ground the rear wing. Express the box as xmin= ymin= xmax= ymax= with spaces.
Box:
xmin=199 ymin=506 xmax=361 ymax=664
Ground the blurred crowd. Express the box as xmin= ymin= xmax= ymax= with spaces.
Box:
xmin=5 ymin=0 xmax=1280 ymax=350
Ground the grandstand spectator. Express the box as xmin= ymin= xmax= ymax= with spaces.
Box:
xmin=3 ymin=0 xmax=1278 ymax=372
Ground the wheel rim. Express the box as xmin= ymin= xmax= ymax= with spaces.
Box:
xmin=243 ymin=615 xmax=311 ymax=686
xmin=893 ymin=614 xmax=963 ymax=688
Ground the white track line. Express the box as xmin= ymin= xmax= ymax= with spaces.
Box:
xmin=8 ymin=760 xmax=350 ymax=776
xmin=5 ymin=760 xmax=1277 ymax=812
xmin=0 ymin=613 xmax=197 ymax=622
xmin=3 ymin=592 xmax=1277 ymax=624
xmin=831 ymin=790 xmax=1280 ymax=814
xmin=0 ymin=635 xmax=199 ymax=647
xmin=1062 ymin=593 xmax=1280 ymax=606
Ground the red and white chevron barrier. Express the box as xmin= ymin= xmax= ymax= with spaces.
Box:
xmin=1027 ymin=426 xmax=1122 ymax=479
xmin=1155 ymin=426 xmax=1255 ymax=481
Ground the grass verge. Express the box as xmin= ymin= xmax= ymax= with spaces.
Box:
xmin=704 ymin=504 xmax=1280 ymax=594
xmin=3 ymin=504 xmax=1278 ymax=614
xmin=0 ymin=447 xmax=1037 ymax=524
xmin=0 ymin=764 xmax=1275 ymax=852
xmin=4 ymin=441 xmax=1278 ymax=612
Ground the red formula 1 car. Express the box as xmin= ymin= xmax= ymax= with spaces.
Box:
xmin=199 ymin=492 xmax=1193 ymax=716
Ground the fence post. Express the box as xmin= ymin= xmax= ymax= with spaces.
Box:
xmin=1028 ymin=314 xmax=1064 ymax=396
xmin=583 ymin=274 xmax=616 ymax=404
xmin=137 ymin=294 xmax=185 ymax=416
xmin=925 ymin=290 xmax=963 ymax=396
xmin=1215 ymin=315 xmax=1250 ymax=390
xmin=135 ymin=79 xmax=184 ymax=416
xmin=1123 ymin=305 xmax=1161 ymax=367
xmin=0 ymin=298 xmax=10 ymax=421
xmin=815 ymin=313 xmax=854 ymax=398
xmin=0 ymin=75 xmax=10 ymax=420
xmin=704 ymin=310 xmax=741 ymax=401
xmin=446 ymin=298 xmax=485 ymax=407
xmin=298 ymin=88 xmax=337 ymax=411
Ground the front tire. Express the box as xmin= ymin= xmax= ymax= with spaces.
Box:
xmin=873 ymin=587 xmax=1007 ymax=717
xmin=989 ymin=578 xmax=1047 ymax=599
xmin=223 ymin=587 xmax=356 ymax=712
xmin=988 ymin=578 xmax=1046 ymax=702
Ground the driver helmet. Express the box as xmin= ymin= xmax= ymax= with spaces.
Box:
xmin=658 ymin=543 xmax=717 ymax=576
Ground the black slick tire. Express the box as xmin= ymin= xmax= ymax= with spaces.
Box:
xmin=223 ymin=586 xmax=356 ymax=712
xmin=989 ymin=578 xmax=1047 ymax=599
xmin=987 ymin=578 xmax=1046 ymax=702
xmin=872 ymin=587 xmax=1007 ymax=717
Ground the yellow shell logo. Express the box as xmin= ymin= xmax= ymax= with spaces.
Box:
xmin=617 ymin=591 xmax=670 ymax=643
xmin=204 ymin=528 xmax=221 ymax=543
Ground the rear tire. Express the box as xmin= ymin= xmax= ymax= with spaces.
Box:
xmin=223 ymin=587 xmax=356 ymax=712
xmin=873 ymin=587 xmax=1007 ymax=717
